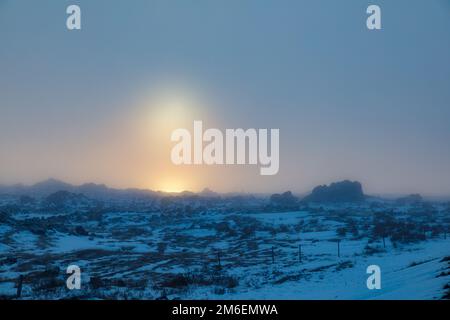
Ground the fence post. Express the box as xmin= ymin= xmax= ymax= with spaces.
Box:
xmin=271 ymin=246 xmax=275 ymax=264
xmin=16 ymin=275 xmax=23 ymax=299
xmin=217 ymin=249 xmax=221 ymax=268
xmin=337 ymin=240 xmax=341 ymax=258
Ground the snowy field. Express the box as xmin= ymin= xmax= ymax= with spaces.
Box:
xmin=0 ymin=198 xmax=449 ymax=300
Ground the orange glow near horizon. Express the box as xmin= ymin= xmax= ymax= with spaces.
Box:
xmin=132 ymin=84 xmax=210 ymax=193
xmin=155 ymin=177 xmax=189 ymax=193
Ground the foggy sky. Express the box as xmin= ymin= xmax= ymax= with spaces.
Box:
xmin=1 ymin=0 xmax=450 ymax=195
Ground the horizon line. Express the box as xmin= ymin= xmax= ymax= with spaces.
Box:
xmin=2 ymin=177 xmax=450 ymax=199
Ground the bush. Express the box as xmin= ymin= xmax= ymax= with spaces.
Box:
xmin=336 ymin=227 xmax=347 ymax=237
xmin=363 ymin=244 xmax=384 ymax=255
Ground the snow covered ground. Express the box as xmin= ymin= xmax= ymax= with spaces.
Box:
xmin=0 ymin=198 xmax=449 ymax=300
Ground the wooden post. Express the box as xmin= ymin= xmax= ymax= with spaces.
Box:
xmin=298 ymin=244 xmax=302 ymax=263
xmin=17 ymin=275 xmax=23 ymax=299
xmin=217 ymin=249 xmax=221 ymax=267
xmin=337 ymin=240 xmax=341 ymax=258
xmin=271 ymin=246 xmax=275 ymax=264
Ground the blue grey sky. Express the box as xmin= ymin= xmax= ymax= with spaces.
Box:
xmin=1 ymin=0 xmax=450 ymax=195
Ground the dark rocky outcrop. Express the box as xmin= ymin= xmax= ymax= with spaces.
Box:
xmin=44 ymin=191 xmax=90 ymax=209
xmin=199 ymin=188 xmax=219 ymax=198
xmin=395 ymin=194 xmax=423 ymax=205
xmin=302 ymin=180 xmax=365 ymax=203
xmin=269 ymin=191 xmax=299 ymax=209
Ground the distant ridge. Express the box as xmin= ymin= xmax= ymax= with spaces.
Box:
xmin=0 ymin=178 xmax=159 ymax=200
xmin=1 ymin=179 xmax=445 ymax=202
